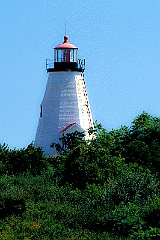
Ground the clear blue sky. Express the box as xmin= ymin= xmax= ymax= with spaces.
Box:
xmin=0 ymin=0 xmax=160 ymax=149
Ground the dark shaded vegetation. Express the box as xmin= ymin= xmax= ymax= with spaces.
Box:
xmin=0 ymin=112 xmax=160 ymax=239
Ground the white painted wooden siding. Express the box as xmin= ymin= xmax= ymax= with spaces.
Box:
xmin=35 ymin=71 xmax=93 ymax=155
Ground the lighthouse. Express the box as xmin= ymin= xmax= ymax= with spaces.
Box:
xmin=35 ymin=35 xmax=93 ymax=155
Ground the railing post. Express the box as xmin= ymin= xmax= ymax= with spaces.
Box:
xmin=46 ymin=59 xmax=48 ymax=71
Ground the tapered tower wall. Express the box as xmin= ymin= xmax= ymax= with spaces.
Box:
xmin=35 ymin=71 xmax=93 ymax=155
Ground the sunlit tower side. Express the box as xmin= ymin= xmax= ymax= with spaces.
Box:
xmin=35 ymin=35 xmax=93 ymax=155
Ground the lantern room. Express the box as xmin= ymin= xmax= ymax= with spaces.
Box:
xmin=54 ymin=36 xmax=78 ymax=63
xmin=46 ymin=36 xmax=85 ymax=72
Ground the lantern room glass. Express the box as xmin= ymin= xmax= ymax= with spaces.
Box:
xmin=54 ymin=49 xmax=78 ymax=63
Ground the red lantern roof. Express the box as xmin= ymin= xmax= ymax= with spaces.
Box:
xmin=54 ymin=36 xmax=78 ymax=49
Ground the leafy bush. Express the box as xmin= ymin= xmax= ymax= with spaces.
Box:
xmin=106 ymin=165 xmax=159 ymax=205
xmin=50 ymin=140 xmax=126 ymax=189
xmin=90 ymin=112 xmax=160 ymax=174
xmin=0 ymin=112 xmax=160 ymax=239
xmin=0 ymin=143 xmax=48 ymax=175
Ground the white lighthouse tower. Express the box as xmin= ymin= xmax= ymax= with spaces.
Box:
xmin=35 ymin=35 xmax=93 ymax=155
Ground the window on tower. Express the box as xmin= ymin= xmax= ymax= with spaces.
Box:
xmin=40 ymin=105 xmax=42 ymax=117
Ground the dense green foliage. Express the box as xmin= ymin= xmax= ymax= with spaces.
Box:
xmin=0 ymin=112 xmax=160 ymax=239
